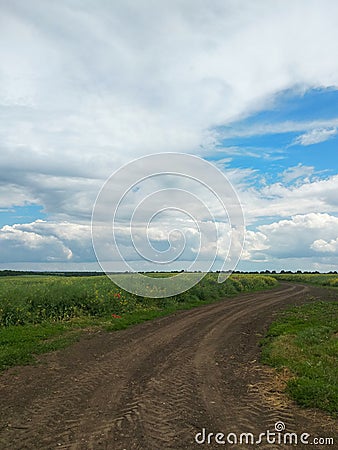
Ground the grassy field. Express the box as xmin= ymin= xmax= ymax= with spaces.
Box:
xmin=0 ymin=273 xmax=277 ymax=371
xmin=272 ymin=272 xmax=338 ymax=288
xmin=261 ymin=300 xmax=338 ymax=415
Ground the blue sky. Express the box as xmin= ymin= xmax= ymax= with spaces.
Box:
xmin=213 ymin=88 xmax=338 ymax=173
xmin=0 ymin=1 xmax=338 ymax=272
xmin=0 ymin=205 xmax=46 ymax=228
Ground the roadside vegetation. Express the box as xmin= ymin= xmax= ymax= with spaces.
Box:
xmin=0 ymin=273 xmax=277 ymax=371
xmin=272 ymin=272 xmax=338 ymax=288
xmin=261 ymin=300 xmax=338 ymax=415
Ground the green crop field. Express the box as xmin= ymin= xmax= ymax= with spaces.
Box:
xmin=0 ymin=273 xmax=277 ymax=327
xmin=272 ymin=272 xmax=338 ymax=288
xmin=0 ymin=273 xmax=277 ymax=370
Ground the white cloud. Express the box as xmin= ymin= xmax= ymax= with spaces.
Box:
xmin=311 ymin=238 xmax=338 ymax=254
xmin=0 ymin=183 xmax=37 ymax=208
xmin=238 ymin=174 xmax=338 ymax=223
xmin=0 ymin=224 xmax=72 ymax=262
xmin=241 ymin=230 xmax=269 ymax=261
xmin=280 ymin=164 xmax=314 ymax=183
xmin=293 ymin=127 xmax=337 ymax=146
xmin=244 ymin=213 xmax=338 ymax=261
xmin=0 ymin=220 xmax=93 ymax=263
xmin=2 ymin=166 xmax=338 ymax=268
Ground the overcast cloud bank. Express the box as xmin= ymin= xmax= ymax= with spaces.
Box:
xmin=1 ymin=0 xmax=338 ymax=271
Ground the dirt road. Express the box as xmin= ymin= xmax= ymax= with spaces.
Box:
xmin=0 ymin=283 xmax=337 ymax=449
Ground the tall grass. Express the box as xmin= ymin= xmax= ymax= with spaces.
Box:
xmin=0 ymin=274 xmax=277 ymax=327
xmin=273 ymin=273 xmax=338 ymax=288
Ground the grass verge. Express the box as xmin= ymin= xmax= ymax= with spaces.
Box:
xmin=261 ymin=301 xmax=338 ymax=415
xmin=0 ymin=321 xmax=82 ymax=371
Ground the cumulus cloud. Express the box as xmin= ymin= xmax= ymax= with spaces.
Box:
xmin=241 ymin=230 xmax=269 ymax=261
xmin=0 ymin=220 xmax=93 ymax=263
xmin=244 ymin=213 xmax=338 ymax=261
xmin=0 ymin=224 xmax=72 ymax=262
xmin=311 ymin=238 xmax=338 ymax=254
xmin=293 ymin=127 xmax=337 ymax=146
xmin=239 ymin=174 xmax=338 ymax=223
xmin=1 ymin=168 xmax=338 ymax=268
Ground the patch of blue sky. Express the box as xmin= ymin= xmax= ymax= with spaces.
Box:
xmin=237 ymin=87 xmax=338 ymax=126
xmin=218 ymin=131 xmax=296 ymax=149
xmin=218 ymin=133 xmax=338 ymax=174
xmin=209 ymin=87 xmax=338 ymax=185
xmin=215 ymin=135 xmax=337 ymax=174
xmin=287 ymin=139 xmax=338 ymax=173
xmin=0 ymin=204 xmax=47 ymax=228
xmin=272 ymin=87 xmax=338 ymax=122
xmin=211 ymin=144 xmax=337 ymax=193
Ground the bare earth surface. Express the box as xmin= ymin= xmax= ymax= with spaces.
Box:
xmin=0 ymin=283 xmax=337 ymax=450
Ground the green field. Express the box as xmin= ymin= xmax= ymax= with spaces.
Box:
xmin=0 ymin=273 xmax=277 ymax=370
xmin=0 ymin=273 xmax=278 ymax=327
xmin=272 ymin=272 xmax=338 ymax=288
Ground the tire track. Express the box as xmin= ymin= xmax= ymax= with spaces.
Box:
xmin=82 ymin=285 xmax=308 ymax=450
xmin=55 ymin=288 xmax=287 ymax=449
xmin=2 ymin=299 xmax=244 ymax=449
xmin=193 ymin=284 xmax=310 ymax=449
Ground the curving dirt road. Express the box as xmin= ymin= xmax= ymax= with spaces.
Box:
xmin=0 ymin=283 xmax=337 ymax=449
